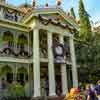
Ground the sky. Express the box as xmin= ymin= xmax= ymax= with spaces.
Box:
xmin=7 ymin=0 xmax=100 ymax=23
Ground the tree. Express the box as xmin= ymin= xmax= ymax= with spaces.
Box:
xmin=79 ymin=0 xmax=92 ymax=41
xmin=75 ymin=33 xmax=100 ymax=83
xmin=70 ymin=7 xmax=76 ymax=19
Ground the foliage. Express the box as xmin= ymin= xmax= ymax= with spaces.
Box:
xmin=17 ymin=34 xmax=28 ymax=45
xmin=17 ymin=67 xmax=28 ymax=74
xmin=9 ymin=82 xmax=24 ymax=97
xmin=1 ymin=65 xmax=12 ymax=75
xmin=78 ymin=0 xmax=92 ymax=41
xmin=75 ymin=0 xmax=99 ymax=83
xmin=2 ymin=31 xmax=13 ymax=42
xmin=75 ymin=33 xmax=100 ymax=83
xmin=70 ymin=7 xmax=76 ymax=19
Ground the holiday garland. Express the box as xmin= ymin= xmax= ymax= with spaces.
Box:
xmin=38 ymin=14 xmax=78 ymax=34
xmin=4 ymin=8 xmax=19 ymax=22
xmin=0 ymin=46 xmax=32 ymax=58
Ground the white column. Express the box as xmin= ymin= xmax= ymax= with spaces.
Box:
xmin=13 ymin=66 xmax=16 ymax=81
xmin=33 ymin=29 xmax=40 ymax=97
xmin=69 ymin=36 xmax=78 ymax=88
xmin=48 ymin=31 xmax=56 ymax=96
xmin=59 ymin=35 xmax=68 ymax=95
xmin=0 ymin=8 xmax=4 ymax=18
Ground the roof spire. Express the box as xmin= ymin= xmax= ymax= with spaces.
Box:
xmin=24 ymin=0 xmax=28 ymax=7
xmin=56 ymin=0 xmax=61 ymax=7
xmin=32 ymin=0 xmax=35 ymax=7
xmin=45 ymin=0 xmax=48 ymax=7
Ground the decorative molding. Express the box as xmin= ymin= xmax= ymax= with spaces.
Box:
xmin=38 ymin=14 xmax=78 ymax=34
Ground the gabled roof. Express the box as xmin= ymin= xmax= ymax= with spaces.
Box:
xmin=21 ymin=7 xmax=79 ymax=29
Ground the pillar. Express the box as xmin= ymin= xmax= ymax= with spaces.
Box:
xmin=59 ymin=35 xmax=68 ymax=95
xmin=48 ymin=31 xmax=56 ymax=96
xmin=69 ymin=36 xmax=78 ymax=88
xmin=33 ymin=29 xmax=40 ymax=97
xmin=13 ymin=63 xmax=17 ymax=81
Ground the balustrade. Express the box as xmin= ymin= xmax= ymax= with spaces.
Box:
xmin=0 ymin=42 xmax=32 ymax=59
xmin=0 ymin=6 xmax=23 ymax=22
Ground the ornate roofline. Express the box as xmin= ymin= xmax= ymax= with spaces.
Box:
xmin=0 ymin=3 xmax=26 ymax=14
xmin=38 ymin=14 xmax=78 ymax=34
xmin=21 ymin=7 xmax=79 ymax=29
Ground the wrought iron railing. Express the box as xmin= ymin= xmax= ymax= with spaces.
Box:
xmin=0 ymin=43 xmax=33 ymax=59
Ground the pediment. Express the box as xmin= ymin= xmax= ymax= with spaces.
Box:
xmin=21 ymin=7 xmax=79 ymax=33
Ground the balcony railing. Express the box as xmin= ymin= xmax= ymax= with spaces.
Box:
xmin=0 ymin=42 xmax=32 ymax=59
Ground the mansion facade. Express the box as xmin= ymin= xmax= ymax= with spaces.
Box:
xmin=0 ymin=0 xmax=78 ymax=97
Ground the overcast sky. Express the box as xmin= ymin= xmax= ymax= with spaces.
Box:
xmin=7 ymin=0 xmax=100 ymax=23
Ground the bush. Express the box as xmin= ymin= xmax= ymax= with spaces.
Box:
xmin=9 ymin=82 xmax=24 ymax=97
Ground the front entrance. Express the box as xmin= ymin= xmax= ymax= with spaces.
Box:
xmin=40 ymin=63 xmax=49 ymax=96
xmin=55 ymin=64 xmax=62 ymax=96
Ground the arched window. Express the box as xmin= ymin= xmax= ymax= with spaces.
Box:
xmin=17 ymin=34 xmax=28 ymax=51
xmin=1 ymin=65 xmax=13 ymax=83
xmin=17 ymin=67 xmax=28 ymax=85
xmin=2 ymin=31 xmax=14 ymax=47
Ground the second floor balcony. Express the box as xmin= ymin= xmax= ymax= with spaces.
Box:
xmin=0 ymin=42 xmax=32 ymax=59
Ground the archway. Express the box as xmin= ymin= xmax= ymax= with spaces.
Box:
xmin=2 ymin=31 xmax=14 ymax=47
xmin=17 ymin=67 xmax=28 ymax=85
xmin=17 ymin=34 xmax=28 ymax=51
xmin=1 ymin=65 xmax=13 ymax=83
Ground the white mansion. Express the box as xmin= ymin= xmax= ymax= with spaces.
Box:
xmin=0 ymin=0 xmax=78 ymax=97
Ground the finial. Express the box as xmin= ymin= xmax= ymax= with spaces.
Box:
xmin=45 ymin=3 xmax=48 ymax=7
xmin=56 ymin=0 xmax=61 ymax=7
xmin=45 ymin=0 xmax=48 ymax=7
xmin=32 ymin=0 xmax=35 ymax=7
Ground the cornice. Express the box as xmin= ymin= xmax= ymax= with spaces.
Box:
xmin=21 ymin=7 xmax=78 ymax=29
xmin=0 ymin=19 xmax=31 ymax=32
xmin=0 ymin=3 xmax=26 ymax=14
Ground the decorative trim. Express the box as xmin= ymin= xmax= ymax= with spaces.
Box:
xmin=0 ymin=46 xmax=32 ymax=58
xmin=38 ymin=14 xmax=78 ymax=34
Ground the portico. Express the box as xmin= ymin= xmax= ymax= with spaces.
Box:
xmin=0 ymin=1 xmax=78 ymax=97
xmin=25 ymin=9 xmax=79 ymax=96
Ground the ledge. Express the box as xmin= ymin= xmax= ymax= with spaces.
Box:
xmin=0 ymin=19 xmax=31 ymax=32
xmin=0 ymin=56 xmax=32 ymax=63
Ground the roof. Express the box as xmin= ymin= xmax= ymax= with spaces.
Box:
xmin=0 ymin=3 xmax=26 ymax=14
xmin=0 ymin=3 xmax=79 ymax=33
xmin=21 ymin=7 xmax=79 ymax=29
xmin=18 ymin=3 xmax=32 ymax=14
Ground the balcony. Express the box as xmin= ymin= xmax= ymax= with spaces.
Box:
xmin=0 ymin=42 xmax=32 ymax=60
xmin=0 ymin=4 xmax=23 ymax=22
